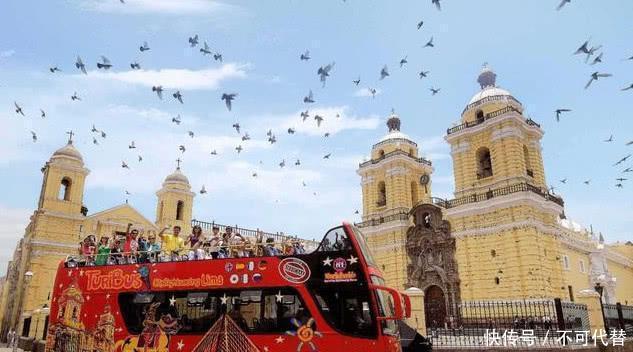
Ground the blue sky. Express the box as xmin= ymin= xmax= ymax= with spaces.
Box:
xmin=1 ymin=0 xmax=632 ymax=272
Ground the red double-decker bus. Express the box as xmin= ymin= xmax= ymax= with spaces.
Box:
xmin=45 ymin=223 xmax=411 ymax=352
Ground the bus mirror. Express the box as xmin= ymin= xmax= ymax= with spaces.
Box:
xmin=371 ymin=285 xmax=405 ymax=320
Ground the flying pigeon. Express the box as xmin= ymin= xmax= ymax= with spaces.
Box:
xmin=314 ymin=115 xmax=324 ymax=127
xmin=368 ymin=88 xmax=377 ymax=98
xmin=173 ymin=90 xmax=183 ymax=104
xmin=130 ymin=62 xmax=141 ymax=69
xmin=30 ymin=131 xmax=37 ymax=143
xmin=222 ymin=93 xmax=237 ymax=111
xmin=128 ymin=141 xmax=136 ymax=149
xmin=621 ymin=83 xmax=633 ymax=91
xmin=93 ymin=137 xmax=99 ymax=145
xmin=14 ymin=102 xmax=24 ymax=116
xmin=585 ymin=72 xmax=612 ymax=89
xmin=301 ymin=110 xmax=309 ymax=121
xmin=210 ymin=150 xmax=218 ymax=155
xmin=417 ymin=20 xmax=424 ymax=30
xmin=323 ymin=153 xmax=331 ymax=159
xmin=188 ymin=131 xmax=195 ymax=138
xmin=295 ymin=159 xmax=301 ymax=166
xmin=352 ymin=76 xmax=361 ymax=86
xmin=235 ymin=145 xmax=243 ymax=154
xmin=555 ymin=109 xmax=571 ymax=122
xmin=152 ymin=86 xmax=163 ymax=100
xmin=613 ymin=154 xmax=631 ymax=166
xmin=303 ymin=90 xmax=315 ymax=103
xmin=268 ymin=135 xmax=277 ymax=144
xmin=430 ymin=87 xmax=441 ymax=95
xmin=300 ymin=50 xmax=310 ymax=61
xmin=49 ymin=66 xmax=61 ymax=73
xmin=213 ymin=53 xmax=223 ymax=62
xmin=424 ymin=36 xmax=434 ymax=48
xmin=75 ymin=56 xmax=87 ymax=74
xmin=101 ymin=131 xmax=107 ymax=138
xmin=399 ymin=56 xmax=408 ymax=68
xmin=189 ymin=34 xmax=199 ymax=47
xmin=97 ymin=56 xmax=112 ymax=70
xmin=432 ymin=0 xmax=441 ymax=11
xmin=71 ymin=92 xmax=81 ymax=101
xmin=556 ymin=0 xmax=571 ymax=10
xmin=419 ymin=70 xmax=430 ymax=78
xmin=288 ymin=128 xmax=295 ymax=134
xmin=232 ymin=123 xmax=241 ymax=133
xmin=591 ymin=52 xmax=603 ymax=65
xmin=139 ymin=41 xmax=150 ymax=52
xmin=122 ymin=161 xmax=129 ymax=169
xmin=40 ymin=109 xmax=46 ymax=118
xmin=604 ymin=134 xmax=613 ymax=142
xmin=317 ymin=62 xmax=335 ymax=87
xmin=200 ymin=41 xmax=212 ymax=55
xmin=279 ymin=159 xmax=286 ymax=168
xmin=178 ymin=145 xmax=186 ymax=153
xmin=200 ymin=185 xmax=207 ymax=194
xmin=172 ymin=115 xmax=181 ymax=125
xmin=380 ymin=65 xmax=389 ymax=80
xmin=138 ymin=155 xmax=143 ymax=162
xmin=242 ymin=133 xmax=251 ymax=141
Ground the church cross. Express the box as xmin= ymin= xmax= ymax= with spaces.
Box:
xmin=66 ymin=130 xmax=74 ymax=143
xmin=176 ymin=158 xmax=182 ymax=169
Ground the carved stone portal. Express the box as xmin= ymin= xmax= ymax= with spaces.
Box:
xmin=406 ymin=203 xmax=461 ymax=328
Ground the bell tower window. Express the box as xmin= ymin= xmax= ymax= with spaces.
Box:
xmin=376 ymin=181 xmax=387 ymax=207
xmin=476 ymin=110 xmax=484 ymax=123
xmin=523 ymin=145 xmax=533 ymax=177
xmin=59 ymin=177 xmax=72 ymax=201
xmin=476 ymin=147 xmax=493 ymax=179
xmin=176 ymin=200 xmax=184 ymax=220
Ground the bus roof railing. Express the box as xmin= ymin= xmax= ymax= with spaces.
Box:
xmin=64 ymin=240 xmax=312 ymax=267
xmin=191 ymin=219 xmax=319 ymax=249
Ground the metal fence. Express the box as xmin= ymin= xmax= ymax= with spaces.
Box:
xmin=604 ymin=303 xmax=633 ymax=335
xmin=425 ymin=298 xmax=590 ymax=348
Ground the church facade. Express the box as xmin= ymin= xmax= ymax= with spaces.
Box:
xmin=357 ymin=67 xmax=633 ymax=319
xmin=0 ymin=139 xmax=196 ymax=341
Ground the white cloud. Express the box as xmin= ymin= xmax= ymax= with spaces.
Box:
xmin=0 ymin=204 xmax=31 ymax=273
xmin=79 ymin=0 xmax=235 ymax=15
xmin=0 ymin=49 xmax=15 ymax=58
xmin=278 ymin=106 xmax=380 ymax=137
xmin=81 ymin=63 xmax=248 ymax=90
xmin=354 ymin=87 xmax=381 ymax=98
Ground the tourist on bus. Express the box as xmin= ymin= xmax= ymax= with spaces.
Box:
xmin=79 ymin=235 xmax=96 ymax=266
xmin=145 ymin=231 xmax=162 ymax=262
xmin=227 ymin=228 xmax=246 ymax=258
xmin=124 ymin=223 xmax=140 ymax=264
xmin=158 ymin=225 xmax=185 ymax=261
xmin=186 ymin=225 xmax=205 ymax=260
xmin=109 ymin=234 xmax=124 ymax=264
xmin=283 ymin=239 xmax=295 ymax=255
xmin=95 ymin=236 xmax=111 ymax=265
xmin=264 ymin=238 xmax=281 ymax=256
xmin=205 ymin=226 xmax=222 ymax=259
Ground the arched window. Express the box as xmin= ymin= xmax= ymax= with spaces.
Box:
xmin=176 ymin=200 xmax=184 ymax=220
xmin=523 ymin=145 xmax=533 ymax=177
xmin=476 ymin=110 xmax=484 ymax=123
xmin=476 ymin=147 xmax=493 ymax=179
xmin=495 ymin=277 xmax=500 ymax=285
xmin=378 ymin=149 xmax=385 ymax=158
xmin=410 ymin=181 xmax=418 ymax=206
xmin=59 ymin=177 xmax=72 ymax=201
xmin=376 ymin=181 xmax=386 ymax=207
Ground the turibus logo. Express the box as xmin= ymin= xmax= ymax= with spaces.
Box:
xmin=278 ymin=257 xmax=311 ymax=284
xmin=85 ymin=269 xmax=143 ymax=291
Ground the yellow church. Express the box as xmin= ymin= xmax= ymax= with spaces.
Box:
xmin=0 ymin=138 xmax=196 ymax=342
xmin=357 ymin=66 xmax=633 ymax=320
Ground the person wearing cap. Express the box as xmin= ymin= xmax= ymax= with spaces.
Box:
xmin=159 ymin=225 xmax=184 ymax=261
xmin=264 ymin=238 xmax=281 ymax=256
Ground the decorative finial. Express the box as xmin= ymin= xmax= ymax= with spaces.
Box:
xmin=176 ymin=158 xmax=182 ymax=170
xmin=599 ymin=232 xmax=604 ymax=244
xmin=386 ymin=110 xmax=401 ymax=132
xmin=477 ymin=63 xmax=496 ymax=89
xmin=66 ymin=130 xmax=74 ymax=144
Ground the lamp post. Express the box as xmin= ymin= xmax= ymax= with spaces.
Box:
xmin=16 ymin=271 xmax=34 ymax=336
xmin=594 ymin=282 xmax=608 ymax=331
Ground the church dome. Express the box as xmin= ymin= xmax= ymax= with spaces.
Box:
xmin=51 ymin=141 xmax=84 ymax=163
xmin=164 ymin=167 xmax=190 ymax=185
xmin=466 ymin=64 xmax=519 ymax=108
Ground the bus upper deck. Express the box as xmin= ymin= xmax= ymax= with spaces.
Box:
xmin=47 ymin=223 xmax=410 ymax=352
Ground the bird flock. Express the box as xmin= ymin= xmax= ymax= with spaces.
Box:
xmin=6 ymin=0 xmax=633 ymax=211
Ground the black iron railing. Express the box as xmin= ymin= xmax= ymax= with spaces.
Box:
xmin=432 ymin=182 xmax=564 ymax=209
xmin=191 ymin=219 xmax=316 ymax=245
xmin=426 ymin=298 xmax=590 ymax=348
xmin=604 ymin=303 xmax=633 ymax=335
xmin=448 ymin=105 xmax=540 ymax=135
xmin=359 ymin=149 xmax=432 ymax=168
xmin=355 ymin=211 xmax=409 ymax=228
